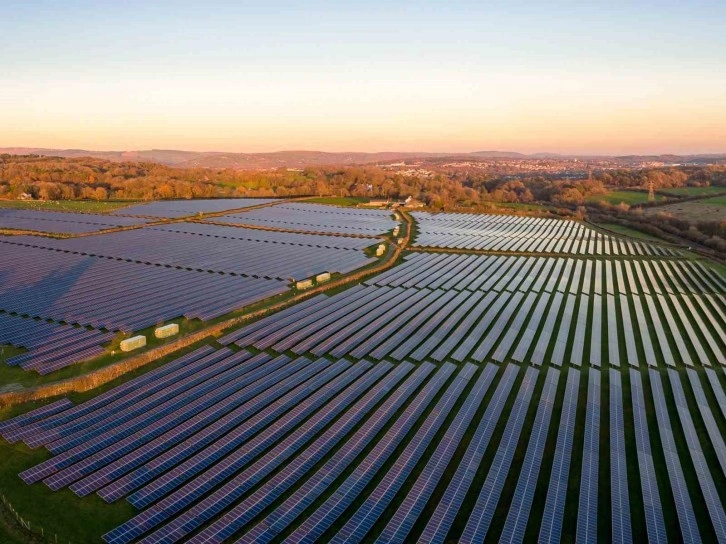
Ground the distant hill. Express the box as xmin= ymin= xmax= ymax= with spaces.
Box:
xmin=2 ymin=147 xmax=725 ymax=170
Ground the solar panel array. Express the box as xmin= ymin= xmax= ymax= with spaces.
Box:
xmin=112 ymin=199 xmax=279 ymax=218
xmin=4 ymin=329 xmax=726 ymax=543
xmin=0 ymin=208 xmax=148 ymax=234
xmin=150 ymin=222 xmax=375 ymax=250
xmin=0 ymin=313 xmax=113 ymax=374
xmin=0 ymin=202 xmax=395 ymax=373
xmin=219 ymin=252 xmax=726 ymax=369
xmin=0 ymin=242 xmax=288 ymax=333
xmin=216 ymin=202 xmax=399 ymax=235
xmin=3 ymin=206 xmax=726 ymax=543
xmin=4 ymin=225 xmax=375 ymax=280
xmin=412 ymin=211 xmax=681 ymax=256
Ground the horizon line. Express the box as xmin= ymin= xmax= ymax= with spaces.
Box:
xmin=2 ymin=145 xmax=726 ymax=159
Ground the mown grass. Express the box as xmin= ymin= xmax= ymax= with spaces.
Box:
xmin=594 ymin=222 xmax=667 ymax=243
xmin=304 ymin=196 xmax=371 ymax=206
xmin=704 ymin=195 xmax=726 ymax=206
xmin=659 ymin=186 xmax=726 ymax=197
xmin=0 ymin=439 xmax=137 ymax=544
xmin=0 ymin=200 xmax=138 ymax=213
xmin=587 ymin=190 xmax=663 ymax=206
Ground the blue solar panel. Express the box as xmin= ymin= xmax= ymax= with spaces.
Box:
xmin=12 ymin=347 xmax=222 ymax=447
xmin=376 ymin=364 xmax=498 ymax=544
xmin=112 ymin=198 xmax=278 ymax=218
xmin=500 ymin=367 xmax=559 ymax=544
xmin=576 ymin=369 xmax=600 ymax=544
xmin=687 ymin=369 xmax=726 ymax=476
xmin=668 ymin=369 xmax=726 ymax=541
xmin=72 ymin=358 xmax=340 ymax=497
xmin=229 ymin=363 xmax=442 ymax=544
xmin=21 ymin=352 xmax=290 ymax=485
xmin=106 ymin=363 xmax=421 ymax=544
xmin=539 ymin=368 xmax=580 ymax=544
xmin=705 ymin=368 xmax=726 ymax=422
xmin=460 ymin=366 xmax=539 ymax=543
xmin=217 ymin=202 xmax=398 ymax=236
xmin=649 ymin=370 xmax=701 ymax=543
xmin=0 ymin=241 xmax=288 ymax=333
xmin=0 ymin=208 xmax=147 ymax=233
xmin=328 ymin=363 xmax=476 ymax=544
xmin=609 ymin=369 xmax=632 ymax=544
xmin=630 ymin=370 xmax=667 ymax=544
xmin=42 ymin=350 xmax=257 ymax=452
xmin=0 ymin=399 xmax=74 ymax=437
xmin=419 ymin=364 xmax=520 ymax=544
xmin=98 ymin=360 xmax=366 ymax=503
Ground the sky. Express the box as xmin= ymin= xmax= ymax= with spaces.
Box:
xmin=1 ymin=0 xmax=725 ymax=155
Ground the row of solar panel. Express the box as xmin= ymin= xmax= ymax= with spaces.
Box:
xmin=0 ymin=243 xmax=288 ymax=333
xmin=411 ymin=211 xmax=680 ymax=256
xmin=369 ymin=252 xmax=725 ymax=294
xmin=150 ymin=222 xmax=377 ymax=250
xmin=221 ymin=256 xmax=726 ymax=368
xmin=216 ymin=202 xmax=398 ymax=236
xmin=0 ymin=208 xmax=148 ymax=233
xmin=112 ymin=199 xmax=279 ymax=218
xmin=3 ymin=229 xmax=374 ymax=281
xmin=5 ymin=354 xmax=725 ymax=543
xmin=0 ymin=313 xmax=114 ymax=374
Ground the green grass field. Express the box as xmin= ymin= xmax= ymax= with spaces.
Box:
xmin=587 ymin=190 xmax=663 ymax=206
xmin=304 ymin=196 xmax=371 ymax=206
xmin=659 ymin=186 xmax=726 ymax=197
xmin=704 ymin=195 xmax=726 ymax=206
xmin=493 ymin=202 xmax=550 ymax=212
xmin=0 ymin=200 xmax=138 ymax=213
xmin=593 ymin=223 xmax=666 ymax=243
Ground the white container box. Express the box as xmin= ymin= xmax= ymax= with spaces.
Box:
xmin=296 ymin=279 xmax=313 ymax=290
xmin=155 ymin=323 xmax=179 ymax=339
xmin=120 ymin=335 xmax=147 ymax=352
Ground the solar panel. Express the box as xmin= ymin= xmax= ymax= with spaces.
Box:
xmin=460 ymin=366 xmax=539 ymax=543
xmin=326 ymin=364 xmax=476 ymax=544
xmin=500 ymin=367 xmax=559 ymax=543
xmin=0 ymin=208 xmax=147 ymax=233
xmin=104 ymin=362 xmax=412 ymax=544
xmin=72 ymin=358 xmax=341 ymax=497
xmin=630 ymin=370 xmax=667 ymax=544
xmin=210 ymin=363 xmax=439 ymax=544
xmin=218 ymin=202 xmax=398 ymax=236
xmin=539 ymin=369 xmax=580 ymax=544
xmin=648 ymin=370 xmax=701 ymax=543
xmin=686 ymin=369 xmax=726 ymax=476
xmin=0 ymin=241 xmax=288 ymax=333
xmin=668 ymin=369 xmax=726 ymax=541
xmin=576 ymin=369 xmax=601 ymax=544
xmin=705 ymin=368 xmax=726 ymax=421
xmin=609 ymin=369 xmax=632 ymax=543
xmin=113 ymin=198 xmax=278 ymax=218
xmin=377 ymin=364 xmax=498 ymax=544
xmin=570 ymin=294 xmax=589 ymax=367
xmin=419 ymin=364 xmax=520 ymax=544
